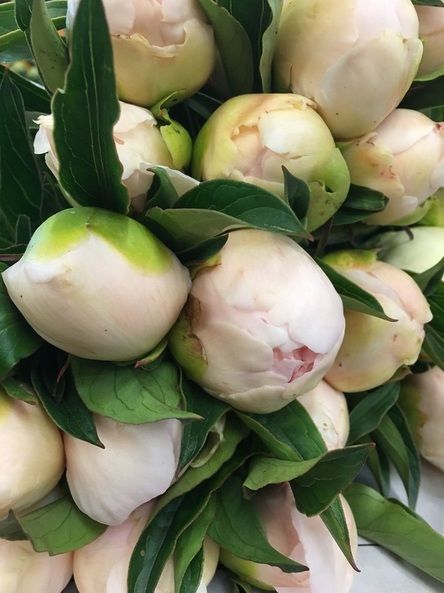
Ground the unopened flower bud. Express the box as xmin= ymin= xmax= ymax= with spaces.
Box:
xmin=416 ymin=6 xmax=444 ymax=80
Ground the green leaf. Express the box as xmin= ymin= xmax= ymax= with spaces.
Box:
xmin=0 ymin=64 xmax=50 ymax=112
xmin=320 ymin=497 xmax=359 ymax=571
xmin=258 ymin=1 xmax=283 ymax=92
xmin=0 ymin=263 xmax=42 ymax=379
xmin=367 ymin=446 xmax=391 ymax=497
xmin=282 ymin=167 xmax=310 ymax=222
xmin=197 ymin=0 xmax=253 ymax=97
xmin=244 ymin=456 xmax=324 ymax=491
xmin=290 ymin=444 xmax=372 ymax=516
xmin=31 ymin=347 xmax=103 ymax=447
xmin=174 ymin=499 xmax=216 ymax=593
xmin=372 ymin=409 xmax=420 ymax=508
xmin=52 ymin=0 xmax=129 ymax=212
xmin=2 ymin=376 xmax=37 ymax=403
xmin=208 ymin=475 xmax=307 ymax=573
xmin=17 ymin=494 xmax=106 ymax=554
xmin=179 ymin=546 xmax=205 ymax=593
xmin=408 ymin=257 xmax=444 ymax=296
xmin=71 ymin=358 xmax=199 ymax=424
xmin=179 ymin=378 xmax=229 ymax=471
xmin=412 ymin=0 xmax=444 ymax=6
xmin=147 ymin=167 xmax=180 ymax=209
xmin=237 ymin=400 xmax=327 ymax=462
xmin=345 ymin=482 xmax=444 ymax=583
xmin=316 ymin=258 xmax=394 ymax=321
xmin=0 ymin=512 xmax=27 ymax=541
xmin=333 ymin=185 xmax=388 ymax=226
xmin=145 ymin=179 xmax=309 ymax=253
xmin=347 ymin=382 xmax=400 ymax=444
xmin=158 ymin=417 xmax=249 ymax=511
xmin=402 ymin=76 xmax=444 ymax=111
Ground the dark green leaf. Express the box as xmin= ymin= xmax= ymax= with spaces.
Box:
xmin=146 ymin=167 xmax=180 ymax=209
xmin=198 ymin=0 xmax=253 ymax=97
xmin=282 ymin=167 xmax=310 ymax=222
xmin=178 ymin=235 xmax=228 ymax=266
xmin=333 ymin=185 xmax=388 ymax=226
xmin=244 ymin=455 xmax=324 ymax=491
xmin=0 ymin=512 xmax=27 ymax=541
xmin=409 ymin=257 xmax=444 ymax=296
xmin=52 ymin=0 xmax=129 ymax=212
xmin=145 ymin=180 xmax=309 ymax=252
xmin=372 ymin=410 xmax=420 ymax=508
xmin=17 ymin=494 xmax=106 ymax=554
xmin=402 ymin=76 xmax=444 ymax=111
xmin=412 ymin=0 xmax=444 ymax=6
xmin=367 ymin=446 xmax=391 ymax=497
xmin=179 ymin=378 xmax=229 ymax=471
xmin=237 ymin=400 xmax=327 ymax=462
xmin=291 ymin=444 xmax=371 ymax=516
xmin=31 ymin=347 xmax=103 ymax=447
xmin=2 ymin=376 xmax=37 ymax=403
xmin=347 ymin=382 xmax=400 ymax=444
xmin=320 ymin=497 xmax=359 ymax=570
xmin=345 ymin=483 xmax=444 ymax=583
xmin=0 ymin=263 xmax=41 ymax=378
xmin=316 ymin=258 xmax=394 ymax=321
xmin=174 ymin=499 xmax=216 ymax=593
xmin=179 ymin=547 xmax=205 ymax=593
xmin=71 ymin=358 xmax=199 ymax=424
xmin=208 ymin=475 xmax=307 ymax=573
xmin=0 ymin=64 xmax=49 ymax=112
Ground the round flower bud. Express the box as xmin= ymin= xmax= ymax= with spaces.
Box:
xmin=73 ymin=502 xmax=219 ymax=593
xmin=193 ymin=94 xmax=350 ymax=231
xmin=325 ymin=251 xmax=432 ymax=393
xmin=170 ymin=230 xmax=345 ymax=414
xmin=34 ymin=102 xmax=193 ymax=211
xmin=341 ymin=109 xmax=444 ymax=225
xmin=400 ymin=366 xmax=444 ymax=471
xmin=2 ymin=208 xmax=191 ymax=362
xmin=0 ymin=390 xmax=64 ymax=519
xmin=65 ymin=415 xmax=182 ymax=525
xmin=0 ymin=538 xmax=72 ymax=593
xmin=416 ymin=6 xmax=444 ymax=80
xmin=274 ymin=0 xmax=423 ymax=139
xmin=298 ymin=381 xmax=349 ymax=450
xmin=220 ymin=484 xmax=358 ymax=593
xmin=66 ymin=0 xmax=216 ymax=108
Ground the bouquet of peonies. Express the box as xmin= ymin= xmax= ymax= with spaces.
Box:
xmin=0 ymin=0 xmax=443 ymax=592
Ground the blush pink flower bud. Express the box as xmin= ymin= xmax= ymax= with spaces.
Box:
xmin=416 ymin=6 xmax=444 ymax=80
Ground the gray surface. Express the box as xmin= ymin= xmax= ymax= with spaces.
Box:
xmin=64 ymin=463 xmax=444 ymax=593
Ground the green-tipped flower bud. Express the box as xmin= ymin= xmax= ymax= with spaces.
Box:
xmin=325 ymin=251 xmax=432 ymax=392
xmin=193 ymin=94 xmax=350 ymax=231
xmin=2 ymin=208 xmax=191 ymax=362
xmin=274 ymin=0 xmax=423 ymax=139
xmin=66 ymin=0 xmax=216 ymax=108
xmin=170 ymin=230 xmax=345 ymax=413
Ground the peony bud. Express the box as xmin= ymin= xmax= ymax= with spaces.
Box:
xmin=0 ymin=390 xmax=64 ymax=519
xmin=0 ymin=538 xmax=72 ymax=593
xmin=73 ymin=502 xmax=219 ymax=593
xmin=325 ymin=251 xmax=432 ymax=393
xmin=419 ymin=191 xmax=444 ymax=227
xmin=66 ymin=0 xmax=216 ymax=108
xmin=377 ymin=226 xmax=444 ymax=275
xmin=65 ymin=415 xmax=182 ymax=525
xmin=193 ymin=94 xmax=350 ymax=231
xmin=220 ymin=484 xmax=357 ymax=593
xmin=170 ymin=230 xmax=345 ymax=414
xmin=400 ymin=366 xmax=444 ymax=472
xmin=2 ymin=208 xmax=191 ymax=362
xmin=34 ymin=101 xmax=193 ymax=211
xmin=274 ymin=0 xmax=423 ymax=139
xmin=297 ymin=381 xmax=349 ymax=450
xmin=416 ymin=6 xmax=444 ymax=80
xmin=341 ymin=109 xmax=444 ymax=225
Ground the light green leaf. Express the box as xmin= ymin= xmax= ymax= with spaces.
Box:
xmin=2 ymin=376 xmax=37 ymax=403
xmin=320 ymin=497 xmax=359 ymax=570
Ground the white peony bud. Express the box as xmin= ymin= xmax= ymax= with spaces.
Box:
xmin=66 ymin=0 xmax=216 ymax=108
xmin=2 ymin=208 xmax=191 ymax=362
xmin=400 ymin=366 xmax=444 ymax=472
xmin=0 ymin=390 xmax=64 ymax=519
xmin=378 ymin=226 xmax=444 ymax=275
xmin=65 ymin=415 xmax=182 ymax=525
xmin=220 ymin=484 xmax=358 ymax=593
xmin=34 ymin=101 xmax=193 ymax=211
xmin=193 ymin=93 xmax=350 ymax=231
xmin=170 ymin=230 xmax=345 ymax=414
xmin=297 ymin=381 xmax=349 ymax=450
xmin=341 ymin=109 xmax=444 ymax=225
xmin=325 ymin=251 xmax=432 ymax=393
xmin=274 ymin=0 xmax=423 ymax=139
xmin=0 ymin=538 xmax=72 ymax=593
xmin=73 ymin=502 xmax=219 ymax=593
xmin=416 ymin=6 xmax=444 ymax=80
